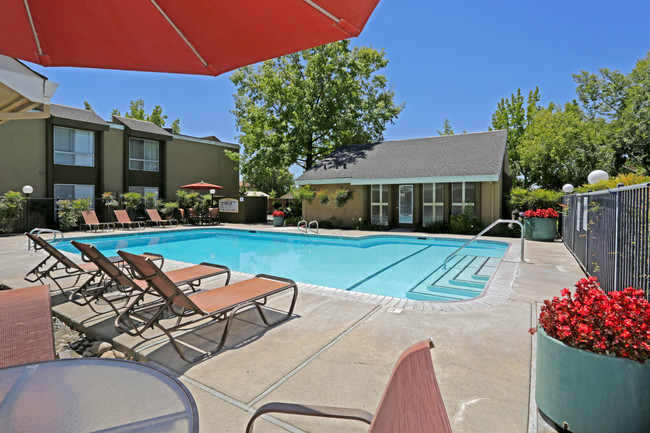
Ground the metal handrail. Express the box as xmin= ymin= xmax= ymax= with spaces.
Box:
xmin=308 ymin=220 xmax=319 ymax=234
xmin=297 ymin=220 xmax=308 ymax=233
xmin=443 ymin=219 xmax=524 ymax=269
xmin=27 ymin=228 xmax=64 ymax=250
xmin=297 ymin=220 xmax=319 ymax=234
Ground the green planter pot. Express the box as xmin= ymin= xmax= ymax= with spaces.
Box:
xmin=273 ymin=216 xmax=284 ymax=227
xmin=536 ymin=328 xmax=650 ymax=433
xmin=524 ymin=217 xmax=557 ymax=241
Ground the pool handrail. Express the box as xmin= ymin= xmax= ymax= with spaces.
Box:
xmin=298 ymin=220 xmax=319 ymax=234
xmin=443 ymin=219 xmax=524 ymax=269
xmin=27 ymin=228 xmax=64 ymax=250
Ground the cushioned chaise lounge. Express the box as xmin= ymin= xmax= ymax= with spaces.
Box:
xmin=81 ymin=210 xmax=115 ymax=232
xmin=146 ymin=209 xmax=178 ymax=227
xmin=70 ymin=241 xmax=229 ymax=315
xmin=247 ymin=339 xmax=453 ymax=433
xmin=116 ymin=250 xmax=298 ymax=363
xmin=114 ymin=209 xmax=145 ymax=230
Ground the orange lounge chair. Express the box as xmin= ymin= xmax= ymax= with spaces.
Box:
xmin=0 ymin=284 xmax=56 ymax=368
xmin=81 ymin=210 xmax=115 ymax=232
xmin=207 ymin=207 xmax=220 ymax=225
xmin=116 ymin=250 xmax=298 ymax=363
xmin=247 ymin=339 xmax=453 ymax=433
xmin=71 ymin=241 xmax=229 ymax=315
xmin=114 ymin=209 xmax=145 ymax=230
xmin=146 ymin=209 xmax=178 ymax=227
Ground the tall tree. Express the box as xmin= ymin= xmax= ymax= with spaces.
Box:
xmin=437 ymin=118 xmax=455 ymax=136
xmin=573 ymin=52 xmax=650 ymax=173
xmin=112 ymin=99 xmax=181 ymax=133
xmin=244 ymin=166 xmax=294 ymax=198
xmin=490 ymin=87 xmax=541 ymax=187
xmin=229 ymin=40 xmax=404 ymax=179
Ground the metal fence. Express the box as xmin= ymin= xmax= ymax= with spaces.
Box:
xmin=562 ymin=182 xmax=650 ymax=299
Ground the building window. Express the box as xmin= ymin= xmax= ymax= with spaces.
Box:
xmin=129 ymin=138 xmax=159 ymax=172
xmin=423 ymin=183 xmax=445 ymax=224
xmin=128 ymin=186 xmax=159 ymax=197
xmin=370 ymin=185 xmax=389 ymax=226
xmin=54 ymin=184 xmax=95 ymax=215
xmin=53 ymin=126 xmax=94 ymax=167
xmin=451 ymin=182 xmax=477 ymax=215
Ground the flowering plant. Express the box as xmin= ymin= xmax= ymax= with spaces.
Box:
xmin=530 ymin=277 xmax=650 ymax=363
xmin=272 ymin=210 xmax=285 ymax=217
xmin=524 ymin=208 xmax=558 ymax=218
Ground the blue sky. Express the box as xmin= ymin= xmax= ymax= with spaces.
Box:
xmin=26 ymin=0 xmax=649 ymax=174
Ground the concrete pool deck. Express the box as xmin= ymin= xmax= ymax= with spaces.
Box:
xmin=0 ymin=224 xmax=584 ymax=432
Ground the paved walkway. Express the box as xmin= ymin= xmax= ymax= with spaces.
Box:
xmin=0 ymin=224 xmax=584 ymax=432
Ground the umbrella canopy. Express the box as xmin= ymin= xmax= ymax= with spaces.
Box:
xmin=181 ymin=181 xmax=223 ymax=190
xmin=0 ymin=0 xmax=380 ymax=76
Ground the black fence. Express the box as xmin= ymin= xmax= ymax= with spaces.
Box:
xmin=562 ymin=182 xmax=650 ymax=299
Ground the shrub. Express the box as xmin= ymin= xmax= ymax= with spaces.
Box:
xmin=333 ymin=187 xmax=353 ymax=208
xmin=509 ymin=187 xmax=563 ymax=213
xmin=58 ymin=198 xmax=91 ymax=231
xmin=449 ymin=211 xmax=482 ymax=235
xmin=272 ymin=210 xmax=285 ymax=217
xmin=353 ymin=219 xmax=390 ymax=231
xmin=285 ymin=216 xmax=301 ymax=227
xmin=531 ymin=277 xmax=650 ymax=363
xmin=160 ymin=201 xmax=179 ymax=217
xmin=122 ymin=192 xmax=142 ymax=215
xmin=294 ymin=185 xmax=315 ymax=203
xmin=144 ymin=192 xmax=160 ymax=210
xmin=101 ymin=192 xmax=118 ymax=208
xmin=316 ymin=190 xmax=331 ymax=206
xmin=0 ymin=191 xmax=25 ymax=234
xmin=422 ymin=220 xmax=449 ymax=234
xmin=574 ymin=173 xmax=650 ymax=193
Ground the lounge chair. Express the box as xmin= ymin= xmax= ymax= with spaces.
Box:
xmin=207 ymin=207 xmax=220 ymax=225
xmin=246 ymin=339 xmax=452 ymax=433
xmin=114 ymin=209 xmax=145 ymax=230
xmin=187 ymin=208 xmax=202 ymax=225
xmin=81 ymin=210 xmax=115 ymax=232
xmin=146 ymin=209 xmax=178 ymax=227
xmin=116 ymin=250 xmax=298 ymax=363
xmin=70 ymin=241 xmax=229 ymax=315
xmin=0 ymin=284 xmax=56 ymax=368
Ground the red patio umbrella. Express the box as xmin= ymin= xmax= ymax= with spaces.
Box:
xmin=0 ymin=0 xmax=380 ymax=76
xmin=181 ymin=181 xmax=223 ymax=190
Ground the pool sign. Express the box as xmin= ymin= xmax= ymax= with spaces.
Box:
xmin=219 ymin=198 xmax=239 ymax=213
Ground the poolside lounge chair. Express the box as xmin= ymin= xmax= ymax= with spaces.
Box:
xmin=146 ymin=209 xmax=178 ymax=227
xmin=187 ymin=208 xmax=202 ymax=225
xmin=70 ymin=241 xmax=229 ymax=315
xmin=207 ymin=207 xmax=220 ymax=225
xmin=81 ymin=210 xmax=115 ymax=232
xmin=114 ymin=209 xmax=145 ymax=230
xmin=116 ymin=250 xmax=298 ymax=363
xmin=0 ymin=284 xmax=56 ymax=368
xmin=246 ymin=339 xmax=452 ymax=433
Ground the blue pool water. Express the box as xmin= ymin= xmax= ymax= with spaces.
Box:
xmin=58 ymin=229 xmax=509 ymax=301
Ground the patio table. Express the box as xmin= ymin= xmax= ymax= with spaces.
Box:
xmin=0 ymin=358 xmax=198 ymax=433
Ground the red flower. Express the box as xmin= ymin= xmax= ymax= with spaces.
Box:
xmin=531 ymin=277 xmax=650 ymax=363
xmin=272 ymin=210 xmax=285 ymax=217
xmin=524 ymin=208 xmax=559 ymax=219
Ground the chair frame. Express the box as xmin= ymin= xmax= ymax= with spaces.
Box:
xmin=116 ymin=250 xmax=298 ymax=363
xmin=246 ymin=339 xmax=453 ymax=433
xmin=81 ymin=210 xmax=115 ymax=232
xmin=114 ymin=209 xmax=145 ymax=230
xmin=207 ymin=207 xmax=220 ymax=225
xmin=146 ymin=208 xmax=178 ymax=228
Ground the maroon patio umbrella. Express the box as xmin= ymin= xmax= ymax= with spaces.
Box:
xmin=181 ymin=181 xmax=223 ymax=191
xmin=0 ymin=0 xmax=380 ymax=76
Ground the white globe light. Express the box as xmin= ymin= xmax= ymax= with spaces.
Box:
xmin=22 ymin=185 xmax=33 ymax=194
xmin=209 ymin=189 xmax=216 ymax=194
xmin=588 ymin=170 xmax=609 ymax=185
xmin=562 ymin=184 xmax=574 ymax=193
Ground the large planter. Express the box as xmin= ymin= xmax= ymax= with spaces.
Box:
xmin=273 ymin=216 xmax=284 ymax=227
xmin=536 ymin=328 xmax=650 ymax=432
xmin=524 ymin=217 xmax=557 ymax=241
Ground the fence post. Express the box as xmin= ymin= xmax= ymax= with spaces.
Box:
xmin=614 ymin=190 xmax=620 ymax=291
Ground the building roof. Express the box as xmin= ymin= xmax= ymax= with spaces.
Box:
xmin=50 ymin=104 xmax=107 ymax=127
xmin=112 ymin=115 xmax=173 ymax=139
xmin=296 ymin=130 xmax=508 ymax=184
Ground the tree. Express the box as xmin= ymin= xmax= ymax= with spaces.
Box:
xmin=83 ymin=101 xmax=94 ymax=111
xmin=244 ymin=166 xmax=294 ymax=197
xmin=112 ymin=99 xmax=181 ymax=133
xmin=490 ymin=87 xmax=541 ymax=187
xmin=518 ymin=101 xmax=613 ymax=189
xmin=228 ymin=40 xmax=404 ymax=180
xmin=437 ymin=118 xmax=455 ymax=136
xmin=573 ymin=52 xmax=650 ymax=173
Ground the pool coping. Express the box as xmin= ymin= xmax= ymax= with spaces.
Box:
xmin=61 ymin=226 xmax=520 ymax=312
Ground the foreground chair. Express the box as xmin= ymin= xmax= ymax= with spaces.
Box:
xmin=0 ymin=284 xmax=56 ymax=368
xmin=114 ymin=209 xmax=145 ymax=230
xmin=146 ymin=209 xmax=178 ymax=227
xmin=81 ymin=210 xmax=115 ymax=232
xmin=247 ymin=339 xmax=452 ymax=433
xmin=71 ymin=241 xmax=229 ymax=315
xmin=116 ymin=250 xmax=298 ymax=363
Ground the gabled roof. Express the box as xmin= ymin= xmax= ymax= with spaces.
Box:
xmin=296 ymin=130 xmax=508 ymax=184
xmin=51 ymin=104 xmax=108 ymax=127
xmin=112 ymin=115 xmax=173 ymax=139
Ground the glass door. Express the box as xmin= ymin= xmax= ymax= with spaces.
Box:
xmin=399 ymin=185 xmax=413 ymax=224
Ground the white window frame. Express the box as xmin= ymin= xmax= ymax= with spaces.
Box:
xmin=370 ymin=184 xmax=389 ymax=226
xmin=129 ymin=138 xmax=159 ymax=172
xmin=53 ymin=183 xmax=96 ymax=217
xmin=53 ymin=126 xmax=95 ymax=167
xmin=423 ymin=183 xmax=445 ymax=224
xmin=451 ymin=182 xmax=477 ymax=215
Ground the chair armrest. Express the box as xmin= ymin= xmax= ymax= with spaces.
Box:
xmin=246 ymin=402 xmax=373 ymax=433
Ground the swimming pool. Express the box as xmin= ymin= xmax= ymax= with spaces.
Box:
xmin=59 ymin=229 xmax=509 ymax=301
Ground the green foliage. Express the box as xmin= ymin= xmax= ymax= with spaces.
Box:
xmin=143 ymin=192 xmax=160 ymax=210
xmin=509 ymin=187 xmax=563 ymax=212
xmin=113 ymin=99 xmax=181 ymax=133
xmin=175 ymin=190 xmax=190 ymax=208
xmin=57 ymin=198 xmax=91 ymax=231
xmin=101 ymin=192 xmax=118 ymax=208
xmin=449 ymin=210 xmax=483 ymax=235
xmin=316 ymin=190 xmax=331 ymax=206
xmin=0 ymin=191 xmax=25 ymax=234
xmin=230 ymin=40 xmax=404 ymax=181
xmin=160 ymin=201 xmax=179 ymax=217
xmin=83 ymin=101 xmax=93 ymax=111
xmin=421 ymin=220 xmax=449 ymax=234
xmin=284 ymin=216 xmax=301 ymax=227
xmin=353 ymin=219 xmax=390 ymax=231
xmin=333 ymin=187 xmax=353 ymax=208
xmin=491 ymin=87 xmax=541 ymax=187
xmin=294 ymin=186 xmax=316 ymax=204
xmin=437 ymin=118 xmax=455 ymax=136
xmin=519 ymin=101 xmax=613 ymax=189
xmin=229 ymin=164 xmax=293 ymax=197
xmin=574 ymin=173 xmax=650 ymax=193
xmin=201 ymin=194 xmax=212 ymax=212
xmin=122 ymin=192 xmax=142 ymax=213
